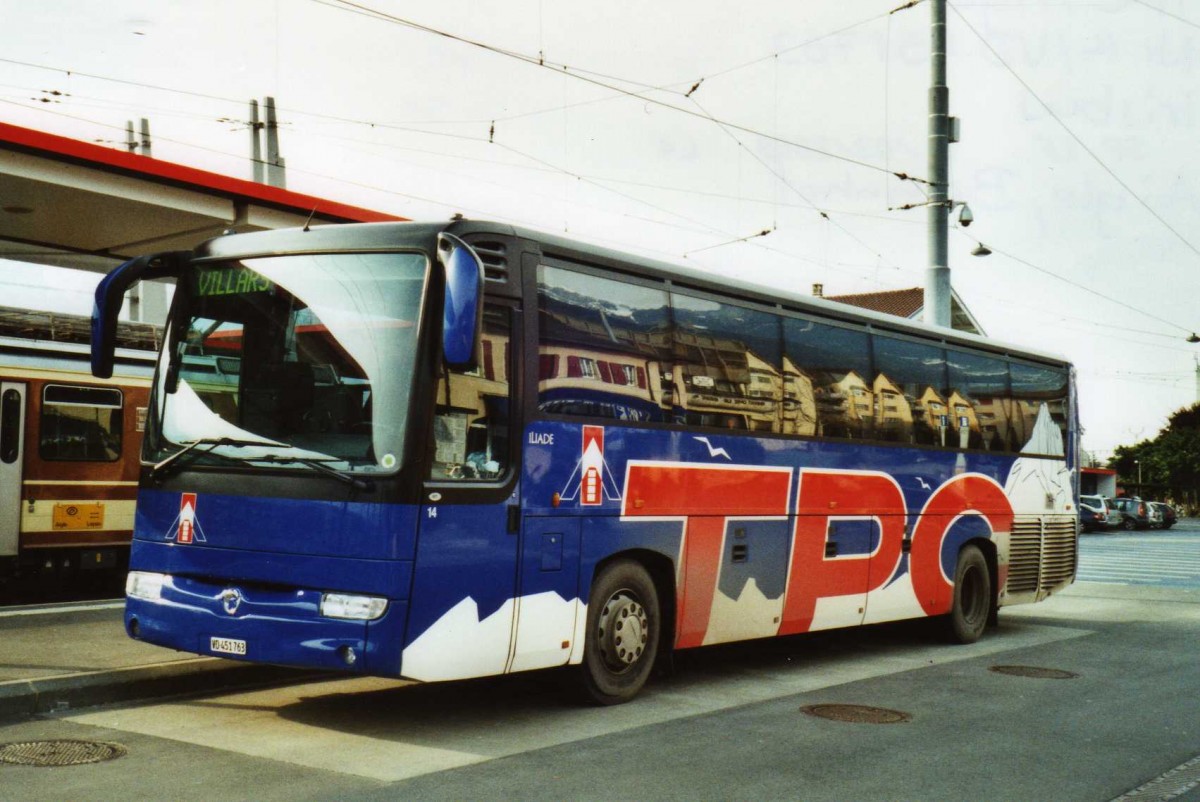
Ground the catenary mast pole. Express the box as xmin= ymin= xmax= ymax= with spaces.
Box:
xmin=925 ymin=0 xmax=952 ymax=327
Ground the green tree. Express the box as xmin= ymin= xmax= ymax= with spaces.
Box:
xmin=1108 ymin=403 xmax=1200 ymax=502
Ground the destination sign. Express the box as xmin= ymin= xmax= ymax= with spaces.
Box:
xmin=195 ymin=267 xmax=273 ymax=297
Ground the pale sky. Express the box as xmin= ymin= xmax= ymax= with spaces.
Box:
xmin=2 ymin=0 xmax=1197 ymax=459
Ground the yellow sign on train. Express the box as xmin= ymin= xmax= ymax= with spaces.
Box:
xmin=52 ymin=503 xmax=105 ymax=531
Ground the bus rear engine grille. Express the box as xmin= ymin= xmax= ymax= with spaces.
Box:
xmin=1040 ymin=518 xmax=1077 ymax=588
xmin=1007 ymin=516 xmax=1078 ymax=595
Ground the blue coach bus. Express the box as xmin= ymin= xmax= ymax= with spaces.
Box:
xmin=92 ymin=220 xmax=1078 ymax=704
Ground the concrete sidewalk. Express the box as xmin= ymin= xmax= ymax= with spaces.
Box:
xmin=0 ymin=600 xmax=317 ymax=722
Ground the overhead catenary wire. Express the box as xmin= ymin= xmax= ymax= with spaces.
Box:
xmin=388 ymin=6 xmax=910 ymax=128
xmin=1131 ymin=0 xmax=1200 ymax=32
xmin=685 ymin=94 xmax=907 ymax=271
xmin=2 ymin=92 xmax=913 ymax=290
xmin=951 ymin=228 xmax=1194 ymax=335
xmin=0 ymin=7 xmax=933 ymax=273
xmin=315 ymin=0 xmax=932 ymax=187
xmin=949 ymin=1 xmax=1200 ymax=265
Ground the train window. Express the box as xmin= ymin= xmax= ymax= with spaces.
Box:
xmin=40 ymin=384 xmax=123 ymax=462
xmin=1 ymin=388 xmax=20 ymax=464
xmin=537 ymin=264 xmax=672 ymax=423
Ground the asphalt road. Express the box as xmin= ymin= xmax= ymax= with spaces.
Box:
xmin=1078 ymin=518 xmax=1200 ymax=588
xmin=2 ymin=526 xmax=1199 ymax=800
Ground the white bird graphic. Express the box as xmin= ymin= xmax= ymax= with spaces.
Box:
xmin=694 ymin=436 xmax=731 ymax=460
xmin=916 ymin=477 xmax=932 ymax=491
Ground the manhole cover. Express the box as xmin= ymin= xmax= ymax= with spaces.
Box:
xmin=801 ymin=704 xmax=912 ymax=724
xmin=0 ymin=740 xmax=127 ymax=767
xmin=989 ymin=665 xmax=1079 ymax=680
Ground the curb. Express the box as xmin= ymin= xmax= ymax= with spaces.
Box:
xmin=0 ymin=659 xmax=324 ymax=723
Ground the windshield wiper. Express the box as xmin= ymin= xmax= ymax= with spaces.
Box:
xmin=150 ymin=437 xmax=287 ymax=482
xmin=252 ymin=455 xmax=374 ymax=491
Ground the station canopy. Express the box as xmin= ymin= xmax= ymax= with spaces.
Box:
xmin=0 ymin=121 xmax=400 ymax=276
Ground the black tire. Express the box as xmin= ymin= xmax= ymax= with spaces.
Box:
xmin=580 ymin=560 xmax=660 ymax=705
xmin=1121 ymin=517 xmax=1135 ymax=531
xmin=944 ymin=544 xmax=991 ymax=644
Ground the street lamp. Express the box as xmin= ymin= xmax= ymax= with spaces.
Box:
xmin=1135 ymin=459 xmax=1142 ymax=487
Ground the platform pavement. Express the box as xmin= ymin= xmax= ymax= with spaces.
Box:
xmin=1 ymin=525 xmax=1194 ymax=724
xmin=0 ymin=600 xmax=320 ymax=722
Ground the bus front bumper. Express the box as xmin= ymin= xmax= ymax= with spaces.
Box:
xmin=124 ymin=573 xmax=407 ymax=675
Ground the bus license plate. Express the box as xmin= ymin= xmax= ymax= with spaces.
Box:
xmin=209 ymin=637 xmax=247 ymax=656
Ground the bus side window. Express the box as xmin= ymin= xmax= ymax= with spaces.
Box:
xmin=946 ymin=350 xmax=1009 ymax=451
xmin=536 ymin=263 xmax=672 ymax=423
xmin=1010 ymin=361 xmax=1069 ymax=455
xmin=783 ymin=317 xmax=873 ymax=441
xmin=429 ymin=305 xmax=512 ymax=481
xmin=670 ymin=292 xmax=782 ymax=433
xmin=872 ymin=335 xmax=947 ymax=446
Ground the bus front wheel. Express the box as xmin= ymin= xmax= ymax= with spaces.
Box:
xmin=580 ymin=560 xmax=660 ymax=705
xmin=945 ymin=544 xmax=991 ymax=644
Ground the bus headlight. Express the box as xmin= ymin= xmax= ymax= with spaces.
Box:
xmin=126 ymin=571 xmax=167 ymax=601
xmin=320 ymin=593 xmax=387 ymax=621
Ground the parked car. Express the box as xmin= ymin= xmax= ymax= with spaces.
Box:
xmin=1109 ymin=497 xmax=1153 ymax=530
xmin=1148 ymin=501 xmax=1177 ymax=529
xmin=1078 ymin=494 xmax=1114 ymax=532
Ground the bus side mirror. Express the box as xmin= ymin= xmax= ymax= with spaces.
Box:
xmin=437 ymin=233 xmax=484 ymax=370
xmin=91 ymin=251 xmax=189 ymax=378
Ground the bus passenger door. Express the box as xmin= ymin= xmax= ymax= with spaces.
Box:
xmin=0 ymin=382 xmax=26 ymax=567
xmin=403 ymin=303 xmax=522 ymax=683
xmin=509 ymin=517 xmax=581 ymax=673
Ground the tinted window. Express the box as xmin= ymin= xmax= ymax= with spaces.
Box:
xmin=40 ymin=384 xmax=122 ymax=462
xmin=946 ymin=350 xmax=1010 ymax=451
xmin=671 ymin=293 xmax=782 ymax=431
xmin=872 ymin=336 xmax=947 ymax=445
xmin=783 ymin=318 xmax=872 ymax=440
xmin=1010 ymin=361 xmax=1069 ymax=456
xmin=429 ymin=305 xmax=512 ymax=481
xmin=537 ymin=265 xmax=671 ymax=422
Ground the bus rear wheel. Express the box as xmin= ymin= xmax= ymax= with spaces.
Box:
xmin=945 ymin=544 xmax=991 ymax=644
xmin=580 ymin=560 xmax=660 ymax=705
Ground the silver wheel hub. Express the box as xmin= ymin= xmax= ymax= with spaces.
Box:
xmin=596 ymin=591 xmax=649 ymax=672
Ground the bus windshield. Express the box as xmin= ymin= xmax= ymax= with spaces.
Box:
xmin=148 ymin=251 xmax=429 ymax=473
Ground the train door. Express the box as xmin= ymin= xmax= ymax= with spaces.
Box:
xmin=0 ymin=382 xmax=26 ymax=567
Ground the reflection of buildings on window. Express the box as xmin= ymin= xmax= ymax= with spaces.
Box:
xmin=872 ymin=373 xmax=912 ymax=442
xmin=537 ymin=343 xmax=664 ymax=422
xmin=442 ymin=331 xmax=509 ymax=414
xmin=672 ymin=332 xmax=780 ymax=431
xmin=971 ymin=397 xmax=1041 ymax=452
xmin=947 ymin=390 xmax=982 ymax=449
xmin=744 ymin=352 xmax=785 ymax=433
xmin=814 ymin=371 xmax=873 ymax=439
xmin=911 ymin=385 xmax=946 ymax=445
xmin=432 ymin=324 xmax=511 ymax=480
xmin=780 ymin=357 xmax=817 ymax=436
